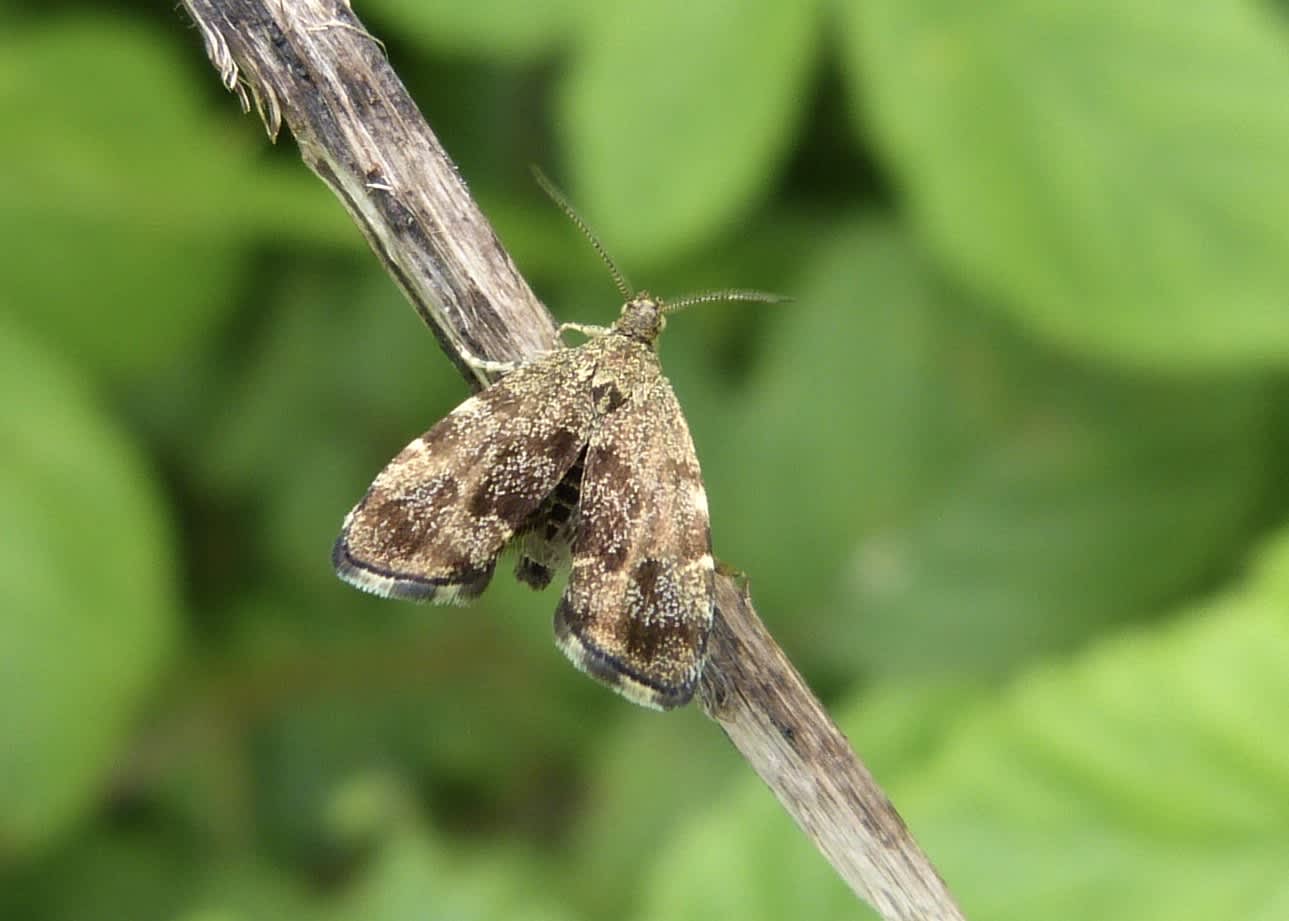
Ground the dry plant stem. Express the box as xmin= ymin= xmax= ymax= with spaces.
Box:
xmin=702 ymin=578 xmax=964 ymax=921
xmin=180 ymin=2 xmax=967 ymax=919
xmin=186 ymin=0 xmax=556 ymax=387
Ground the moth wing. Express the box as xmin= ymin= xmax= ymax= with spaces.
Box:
xmin=334 ymin=349 xmax=594 ymax=603
xmin=555 ymin=375 xmax=714 ymax=709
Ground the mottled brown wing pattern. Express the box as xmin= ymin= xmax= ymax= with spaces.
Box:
xmin=334 ymin=348 xmax=595 ymax=603
xmin=554 ymin=373 xmax=715 ymax=710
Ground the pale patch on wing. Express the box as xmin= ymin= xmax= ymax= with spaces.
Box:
xmin=690 ymin=481 xmax=710 ymax=517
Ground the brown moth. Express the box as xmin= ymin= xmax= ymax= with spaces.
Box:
xmin=333 ymin=176 xmax=779 ymax=709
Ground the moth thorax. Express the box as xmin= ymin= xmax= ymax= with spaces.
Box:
xmin=615 ymin=294 xmax=666 ymax=343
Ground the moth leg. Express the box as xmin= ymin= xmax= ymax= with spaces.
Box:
xmin=715 ymin=556 xmax=750 ymax=588
xmin=459 ymin=350 xmax=525 ymax=375
xmin=557 ymin=322 xmax=611 ymax=343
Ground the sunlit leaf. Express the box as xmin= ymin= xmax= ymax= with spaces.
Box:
xmin=712 ymin=222 xmax=1268 ymax=677
xmin=0 ymin=19 xmax=346 ymax=381
xmin=839 ymin=0 xmax=1289 ymax=367
xmin=365 ymin=0 xmax=577 ymax=57
xmin=559 ymin=0 xmax=820 ymax=264
xmin=0 ymin=320 xmax=177 ymax=856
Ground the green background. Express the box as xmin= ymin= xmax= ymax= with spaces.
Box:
xmin=3 ymin=1 xmax=1289 ymax=919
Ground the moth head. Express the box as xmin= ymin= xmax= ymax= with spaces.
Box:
xmin=616 ymin=293 xmax=667 ymax=342
xmin=616 ymin=289 xmax=790 ymax=344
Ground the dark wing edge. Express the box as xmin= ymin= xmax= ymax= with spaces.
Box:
xmin=334 ymin=352 xmax=594 ymax=605
xmin=332 ymin=524 xmax=497 ymax=604
xmin=553 ymin=595 xmax=709 ymax=710
xmin=554 ymin=377 xmax=714 ymax=710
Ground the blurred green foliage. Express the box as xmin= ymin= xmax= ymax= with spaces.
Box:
xmin=2 ymin=1 xmax=1288 ymax=919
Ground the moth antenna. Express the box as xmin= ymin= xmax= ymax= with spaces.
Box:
xmin=663 ymin=289 xmax=789 ymax=315
xmin=532 ymin=166 xmax=634 ymax=301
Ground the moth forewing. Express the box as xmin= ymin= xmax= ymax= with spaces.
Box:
xmin=554 ymin=366 xmax=714 ymax=710
xmin=333 ymin=347 xmax=595 ymax=604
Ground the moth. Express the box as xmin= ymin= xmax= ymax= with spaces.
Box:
xmin=333 ymin=177 xmax=778 ymax=709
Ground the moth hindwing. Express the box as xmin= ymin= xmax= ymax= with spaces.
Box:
xmin=334 ymin=293 xmax=715 ymax=709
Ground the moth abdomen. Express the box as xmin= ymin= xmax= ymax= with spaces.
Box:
xmin=514 ymin=453 xmax=585 ymax=590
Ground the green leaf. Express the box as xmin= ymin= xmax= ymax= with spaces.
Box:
xmin=364 ymin=0 xmax=577 ymax=57
xmin=563 ymin=708 xmax=743 ymax=919
xmin=637 ymin=530 xmax=1289 ymax=921
xmin=333 ymin=808 xmax=574 ymax=921
xmin=0 ymin=18 xmax=346 ymax=382
xmin=710 ymin=221 xmax=1269 ymax=677
xmin=838 ymin=0 xmax=1289 ymax=367
xmin=710 ymin=221 xmax=949 ymax=619
xmin=559 ymin=0 xmax=820 ymax=264
xmin=0 ymin=320 xmax=177 ymax=858
xmin=0 ymin=828 xmax=315 ymax=921
xmin=900 ymin=529 xmax=1289 ymax=920
xmin=172 ymin=860 xmax=315 ymax=921
xmin=0 ymin=829 xmax=199 ymax=921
